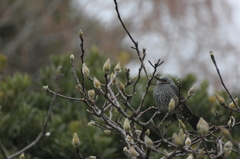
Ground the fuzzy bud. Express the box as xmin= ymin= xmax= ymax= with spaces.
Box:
xmin=43 ymin=85 xmax=49 ymax=90
xmin=104 ymin=130 xmax=111 ymax=134
xmin=219 ymin=127 xmax=231 ymax=139
xmin=20 ymin=153 xmax=25 ymax=159
xmin=197 ymin=117 xmax=209 ymax=137
xmin=125 ymin=135 xmax=133 ymax=143
xmin=114 ymin=62 xmax=121 ymax=73
xmin=209 ymin=51 xmax=214 ymax=56
xmin=144 ymin=135 xmax=154 ymax=149
xmin=82 ymin=63 xmax=90 ymax=77
xmin=75 ymin=84 xmax=83 ymax=94
xmin=110 ymin=73 xmax=117 ymax=85
xmin=188 ymin=85 xmax=196 ymax=96
xmin=78 ymin=29 xmax=83 ymax=37
xmin=93 ymin=77 xmax=101 ymax=89
xmin=72 ymin=133 xmax=80 ymax=148
xmin=135 ymin=130 xmax=141 ymax=135
xmin=70 ymin=54 xmax=74 ymax=61
xmin=103 ymin=58 xmax=111 ymax=73
xmin=185 ymin=137 xmax=191 ymax=146
xmin=88 ymin=90 xmax=95 ymax=100
xmin=145 ymin=129 xmax=150 ymax=136
xmin=163 ymin=149 xmax=169 ymax=158
xmin=168 ymin=98 xmax=175 ymax=112
xmin=123 ymin=146 xmax=128 ymax=155
xmin=224 ymin=141 xmax=233 ymax=157
xmin=229 ymin=98 xmax=238 ymax=109
xmin=215 ymin=93 xmax=225 ymax=106
xmin=87 ymin=156 xmax=96 ymax=159
xmin=117 ymin=81 xmax=125 ymax=92
xmin=227 ymin=116 xmax=235 ymax=128
xmin=179 ymin=119 xmax=186 ymax=131
xmin=88 ymin=121 xmax=95 ymax=126
xmin=186 ymin=153 xmax=193 ymax=159
xmin=123 ymin=118 xmax=131 ymax=133
xmin=129 ymin=146 xmax=139 ymax=159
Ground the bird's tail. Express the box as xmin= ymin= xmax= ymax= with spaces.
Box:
xmin=188 ymin=113 xmax=200 ymax=131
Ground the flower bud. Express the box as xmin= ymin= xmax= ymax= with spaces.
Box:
xmin=186 ymin=153 xmax=193 ymax=159
xmin=88 ymin=121 xmax=95 ymax=126
xmin=188 ymin=85 xmax=196 ymax=96
xmin=125 ymin=135 xmax=133 ymax=143
xmin=227 ymin=116 xmax=235 ymax=127
xmin=114 ymin=62 xmax=121 ymax=73
xmin=70 ymin=54 xmax=74 ymax=60
xmin=103 ymin=58 xmax=111 ymax=73
xmin=43 ymin=85 xmax=49 ymax=90
xmin=135 ymin=130 xmax=141 ymax=135
xmin=179 ymin=119 xmax=186 ymax=131
xmin=104 ymin=130 xmax=111 ymax=134
xmin=78 ymin=29 xmax=83 ymax=37
xmin=88 ymin=90 xmax=95 ymax=100
xmin=117 ymin=81 xmax=125 ymax=92
xmin=93 ymin=77 xmax=101 ymax=89
xmin=197 ymin=117 xmax=209 ymax=137
xmin=20 ymin=153 xmax=25 ymax=159
xmin=185 ymin=137 xmax=191 ymax=146
xmin=163 ymin=149 xmax=169 ymax=158
xmin=224 ymin=141 xmax=232 ymax=157
xmin=72 ymin=133 xmax=80 ymax=148
xmin=144 ymin=135 xmax=154 ymax=149
xmin=123 ymin=146 xmax=128 ymax=155
xmin=219 ymin=127 xmax=231 ymax=138
xmin=75 ymin=84 xmax=83 ymax=94
xmin=209 ymin=51 xmax=214 ymax=56
xmin=215 ymin=93 xmax=225 ymax=106
xmin=110 ymin=73 xmax=117 ymax=85
xmin=123 ymin=118 xmax=131 ymax=133
xmin=129 ymin=146 xmax=139 ymax=159
xmin=198 ymin=149 xmax=205 ymax=159
xmin=87 ymin=156 xmax=96 ymax=159
xmin=145 ymin=129 xmax=150 ymax=136
xmin=172 ymin=130 xmax=185 ymax=147
xmin=45 ymin=132 xmax=51 ymax=136
xmin=168 ymin=98 xmax=175 ymax=112
xmin=229 ymin=98 xmax=238 ymax=109
xmin=82 ymin=63 xmax=90 ymax=77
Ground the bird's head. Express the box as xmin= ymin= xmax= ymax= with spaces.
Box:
xmin=154 ymin=76 xmax=174 ymax=85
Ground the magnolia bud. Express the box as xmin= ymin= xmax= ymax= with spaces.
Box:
xmin=20 ymin=153 xmax=25 ymax=159
xmin=82 ymin=63 xmax=90 ymax=77
xmin=179 ymin=119 xmax=186 ymax=130
xmin=104 ymin=130 xmax=111 ymax=134
xmin=72 ymin=133 xmax=80 ymax=148
xmin=224 ymin=141 xmax=232 ymax=157
xmin=70 ymin=54 xmax=74 ymax=60
xmin=198 ymin=149 xmax=205 ymax=159
xmin=145 ymin=129 xmax=150 ymax=136
xmin=168 ymin=98 xmax=175 ymax=112
xmin=186 ymin=153 xmax=193 ymax=159
xmin=87 ymin=156 xmax=96 ymax=159
xmin=163 ymin=149 xmax=169 ymax=158
xmin=209 ymin=51 xmax=214 ymax=56
xmin=117 ymin=81 xmax=125 ymax=92
xmin=129 ymin=146 xmax=139 ymax=159
xmin=110 ymin=73 xmax=117 ymax=85
xmin=93 ymin=77 xmax=101 ymax=89
xmin=125 ymin=135 xmax=133 ymax=143
xmin=229 ymin=98 xmax=238 ymax=109
xmin=43 ymin=85 xmax=49 ymax=90
xmin=219 ymin=127 xmax=231 ymax=138
xmin=185 ymin=137 xmax=191 ymax=146
xmin=227 ymin=116 xmax=235 ymax=127
xmin=144 ymin=135 xmax=154 ymax=149
xmin=75 ymin=84 xmax=83 ymax=94
xmin=188 ymin=85 xmax=196 ymax=96
xmin=78 ymin=29 xmax=83 ymax=37
xmin=172 ymin=133 xmax=184 ymax=147
xmin=123 ymin=146 xmax=128 ymax=155
xmin=114 ymin=62 xmax=121 ymax=73
xmin=215 ymin=93 xmax=225 ymax=106
xmin=88 ymin=90 xmax=95 ymax=100
xmin=123 ymin=118 xmax=131 ymax=133
xmin=197 ymin=117 xmax=209 ymax=136
xmin=103 ymin=58 xmax=111 ymax=73
xmin=88 ymin=121 xmax=95 ymax=126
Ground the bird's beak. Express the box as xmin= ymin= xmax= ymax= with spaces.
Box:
xmin=154 ymin=76 xmax=170 ymax=84
xmin=154 ymin=76 xmax=161 ymax=80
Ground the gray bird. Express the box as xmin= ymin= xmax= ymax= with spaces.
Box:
xmin=153 ymin=76 xmax=199 ymax=130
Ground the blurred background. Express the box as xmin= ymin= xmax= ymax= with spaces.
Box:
xmin=1 ymin=0 xmax=240 ymax=158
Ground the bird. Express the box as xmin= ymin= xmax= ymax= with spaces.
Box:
xmin=153 ymin=76 xmax=199 ymax=130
